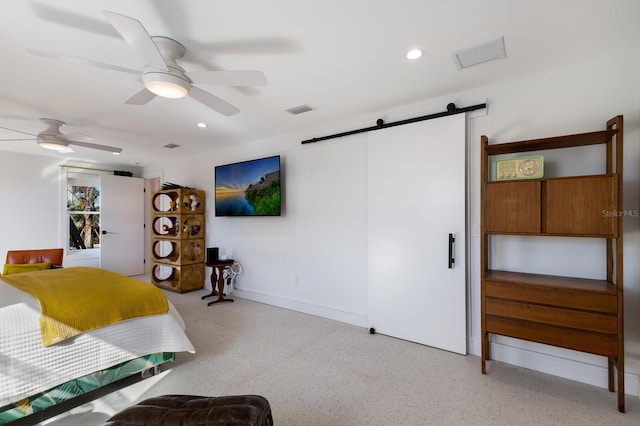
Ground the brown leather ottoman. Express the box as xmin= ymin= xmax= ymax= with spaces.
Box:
xmin=104 ymin=394 xmax=273 ymax=426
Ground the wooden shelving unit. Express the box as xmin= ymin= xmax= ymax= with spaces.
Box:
xmin=480 ymin=116 xmax=625 ymax=412
xmin=151 ymin=188 xmax=206 ymax=293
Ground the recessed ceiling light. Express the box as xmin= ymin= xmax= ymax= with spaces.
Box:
xmin=406 ymin=48 xmax=423 ymax=60
xmin=197 ymin=122 xmax=207 ymax=128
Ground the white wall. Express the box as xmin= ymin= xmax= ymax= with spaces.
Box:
xmin=152 ymin=129 xmax=370 ymax=324
xmin=0 ymin=152 xmax=61 ymax=260
xmin=149 ymin=48 xmax=640 ymax=395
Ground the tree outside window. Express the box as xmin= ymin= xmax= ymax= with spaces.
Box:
xmin=67 ymin=185 xmax=101 ymax=250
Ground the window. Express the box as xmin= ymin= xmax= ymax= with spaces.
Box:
xmin=67 ymin=173 xmax=100 ymax=251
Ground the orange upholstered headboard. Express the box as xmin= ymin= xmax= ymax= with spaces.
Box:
xmin=5 ymin=248 xmax=64 ymax=267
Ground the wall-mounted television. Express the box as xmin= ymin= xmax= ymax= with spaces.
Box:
xmin=214 ymin=155 xmax=281 ymax=216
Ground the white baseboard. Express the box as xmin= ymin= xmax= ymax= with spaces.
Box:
xmin=469 ymin=336 xmax=639 ymax=397
xmin=233 ymin=288 xmax=368 ymax=328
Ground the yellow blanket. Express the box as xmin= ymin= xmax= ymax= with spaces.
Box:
xmin=1 ymin=266 xmax=169 ymax=346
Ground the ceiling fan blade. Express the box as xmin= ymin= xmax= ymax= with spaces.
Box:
xmin=103 ymin=10 xmax=168 ymax=71
xmin=187 ymin=70 xmax=267 ymax=87
xmin=61 ymin=133 xmax=93 ymax=142
xmin=189 ymin=87 xmax=240 ymax=116
xmin=31 ymin=3 xmax=118 ymax=38
xmin=0 ymin=138 xmax=36 ymax=141
xmin=125 ymin=88 xmax=157 ymax=105
xmin=0 ymin=126 xmax=37 ymax=137
xmin=68 ymin=140 xmax=122 ymax=154
xmin=27 ymin=49 xmax=141 ymax=75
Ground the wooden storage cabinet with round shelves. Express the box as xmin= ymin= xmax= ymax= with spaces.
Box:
xmin=152 ymin=239 xmax=205 ymax=265
xmin=480 ymin=116 xmax=625 ymax=412
xmin=151 ymin=262 xmax=205 ymax=294
xmin=151 ymin=215 xmax=205 ymax=240
xmin=152 ymin=188 xmax=205 ymax=214
xmin=151 ymin=189 xmax=205 ymax=293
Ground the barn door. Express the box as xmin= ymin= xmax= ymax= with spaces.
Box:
xmin=368 ymin=114 xmax=467 ymax=354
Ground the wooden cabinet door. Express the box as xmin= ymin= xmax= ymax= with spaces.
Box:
xmin=545 ymin=176 xmax=615 ymax=236
xmin=486 ymin=181 xmax=541 ymax=233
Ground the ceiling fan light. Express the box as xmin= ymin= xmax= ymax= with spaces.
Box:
xmin=143 ymin=72 xmax=190 ymax=98
xmin=145 ymin=80 xmax=189 ymax=98
xmin=37 ymin=138 xmax=68 ymax=151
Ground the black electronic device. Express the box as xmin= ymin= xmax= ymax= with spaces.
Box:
xmin=206 ymin=247 xmax=219 ymax=263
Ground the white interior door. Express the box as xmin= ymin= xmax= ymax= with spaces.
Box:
xmin=368 ymin=113 xmax=467 ymax=354
xmin=100 ymin=174 xmax=144 ymax=276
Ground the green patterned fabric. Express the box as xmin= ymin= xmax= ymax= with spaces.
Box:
xmin=0 ymin=352 xmax=175 ymax=424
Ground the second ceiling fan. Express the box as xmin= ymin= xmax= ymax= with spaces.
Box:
xmin=0 ymin=118 xmax=122 ymax=154
xmin=30 ymin=10 xmax=267 ymax=116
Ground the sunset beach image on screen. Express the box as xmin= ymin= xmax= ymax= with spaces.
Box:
xmin=214 ymin=155 xmax=281 ymax=216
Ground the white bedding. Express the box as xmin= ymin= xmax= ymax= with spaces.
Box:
xmin=0 ymin=278 xmax=195 ymax=407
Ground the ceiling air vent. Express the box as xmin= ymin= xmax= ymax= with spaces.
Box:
xmin=452 ymin=37 xmax=506 ymax=70
xmin=163 ymin=143 xmax=181 ymax=149
xmin=286 ymin=104 xmax=314 ymax=115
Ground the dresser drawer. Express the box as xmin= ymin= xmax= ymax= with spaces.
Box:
xmin=485 ymin=280 xmax=617 ymax=314
xmin=486 ymin=315 xmax=618 ymax=357
xmin=486 ymin=297 xmax=617 ymax=334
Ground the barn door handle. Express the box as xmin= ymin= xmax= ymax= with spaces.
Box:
xmin=448 ymin=233 xmax=455 ymax=269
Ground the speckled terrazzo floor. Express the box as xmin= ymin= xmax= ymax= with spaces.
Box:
xmin=42 ymin=288 xmax=639 ymax=426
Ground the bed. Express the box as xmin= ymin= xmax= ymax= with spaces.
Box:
xmin=0 ymin=265 xmax=195 ymax=424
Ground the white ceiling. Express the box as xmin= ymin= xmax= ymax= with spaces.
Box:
xmin=0 ymin=0 xmax=638 ymax=167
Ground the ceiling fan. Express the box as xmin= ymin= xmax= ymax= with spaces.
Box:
xmin=0 ymin=118 xmax=122 ymax=154
xmin=28 ymin=10 xmax=267 ymax=116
